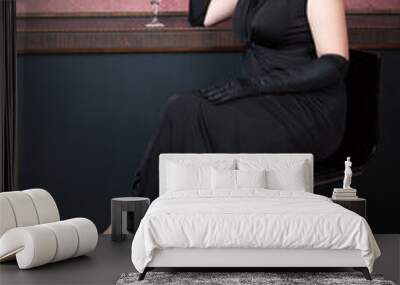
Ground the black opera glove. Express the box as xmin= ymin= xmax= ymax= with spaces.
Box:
xmin=201 ymin=54 xmax=349 ymax=104
xmin=199 ymin=79 xmax=256 ymax=104
xmin=188 ymin=0 xmax=211 ymax=26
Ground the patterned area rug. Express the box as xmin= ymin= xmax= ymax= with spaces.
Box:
xmin=117 ymin=272 xmax=396 ymax=285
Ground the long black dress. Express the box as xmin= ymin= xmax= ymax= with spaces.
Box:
xmin=132 ymin=0 xmax=347 ymax=201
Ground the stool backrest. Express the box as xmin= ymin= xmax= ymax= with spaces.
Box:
xmin=315 ymin=50 xmax=381 ymax=184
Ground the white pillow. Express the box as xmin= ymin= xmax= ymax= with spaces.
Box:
xmin=211 ymin=168 xmax=267 ymax=190
xmin=237 ymin=159 xmax=309 ymax=192
xmin=237 ymin=169 xmax=267 ymax=189
xmin=166 ymin=160 xmax=235 ymax=192
xmin=211 ymin=168 xmax=236 ymax=190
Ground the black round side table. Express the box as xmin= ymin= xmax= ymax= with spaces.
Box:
xmin=111 ymin=197 xmax=150 ymax=242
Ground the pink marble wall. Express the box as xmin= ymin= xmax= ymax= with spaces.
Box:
xmin=17 ymin=0 xmax=187 ymax=13
xmin=347 ymin=0 xmax=400 ymax=9
xmin=16 ymin=0 xmax=400 ymax=14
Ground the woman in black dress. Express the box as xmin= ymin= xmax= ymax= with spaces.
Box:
xmin=133 ymin=0 xmax=350 ymax=201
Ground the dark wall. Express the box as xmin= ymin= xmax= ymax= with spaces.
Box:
xmin=17 ymin=51 xmax=400 ymax=233
xmin=17 ymin=53 xmax=242 ymax=232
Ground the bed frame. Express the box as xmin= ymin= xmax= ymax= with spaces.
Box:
xmin=139 ymin=154 xmax=371 ymax=281
xmin=142 ymin=248 xmax=370 ymax=280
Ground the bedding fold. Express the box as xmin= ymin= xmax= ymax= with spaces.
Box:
xmin=131 ymin=190 xmax=380 ymax=273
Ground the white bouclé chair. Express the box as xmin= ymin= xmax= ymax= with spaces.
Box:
xmin=0 ymin=189 xmax=98 ymax=269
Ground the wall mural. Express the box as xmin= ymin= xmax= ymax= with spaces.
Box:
xmin=14 ymin=0 xmax=400 ymax=234
xmin=16 ymin=0 xmax=400 ymax=14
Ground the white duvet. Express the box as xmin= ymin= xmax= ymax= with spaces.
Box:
xmin=131 ymin=190 xmax=380 ymax=273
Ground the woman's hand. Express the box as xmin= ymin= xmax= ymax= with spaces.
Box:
xmin=200 ymin=83 xmax=234 ymax=104
xmin=200 ymin=79 xmax=255 ymax=104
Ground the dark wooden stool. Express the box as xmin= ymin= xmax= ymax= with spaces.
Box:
xmin=111 ymin=197 xmax=150 ymax=242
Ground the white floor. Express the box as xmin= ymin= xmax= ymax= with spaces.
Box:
xmin=374 ymin=234 xmax=400 ymax=284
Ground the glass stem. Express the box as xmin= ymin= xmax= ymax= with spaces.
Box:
xmin=154 ymin=4 xmax=159 ymax=20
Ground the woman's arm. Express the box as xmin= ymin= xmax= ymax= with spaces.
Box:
xmin=200 ymin=0 xmax=350 ymax=104
xmin=201 ymin=54 xmax=348 ymax=104
xmin=308 ymin=0 xmax=349 ymax=60
xmin=204 ymin=0 xmax=238 ymax=27
xmin=188 ymin=0 xmax=211 ymax=26
xmin=188 ymin=0 xmax=238 ymax=27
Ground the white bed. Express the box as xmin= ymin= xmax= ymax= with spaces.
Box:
xmin=131 ymin=154 xmax=380 ymax=280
